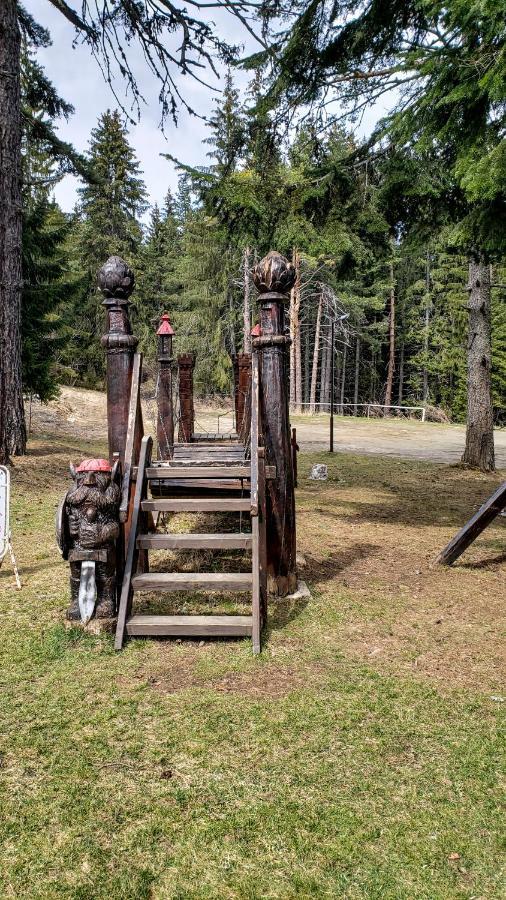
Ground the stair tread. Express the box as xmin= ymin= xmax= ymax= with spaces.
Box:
xmin=147 ymin=466 xmax=251 ymax=478
xmin=132 ymin=571 xmax=253 ymax=591
xmin=137 ymin=533 xmax=253 ymax=549
xmin=142 ymin=498 xmax=251 ymax=512
xmin=126 ymin=614 xmax=253 ymax=637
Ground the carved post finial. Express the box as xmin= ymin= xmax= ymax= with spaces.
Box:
xmin=98 ymin=255 xmax=135 ymax=299
xmin=252 ymin=251 xmax=296 ymax=295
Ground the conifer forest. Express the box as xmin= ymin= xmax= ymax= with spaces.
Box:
xmin=0 ymin=0 xmax=503 ymax=472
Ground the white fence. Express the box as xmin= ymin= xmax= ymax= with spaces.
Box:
xmin=292 ymin=402 xmax=427 ymax=422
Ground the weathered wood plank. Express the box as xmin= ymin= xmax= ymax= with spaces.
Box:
xmin=141 ymin=498 xmax=251 ymax=513
xmin=137 ymin=533 xmax=253 ymax=550
xmin=436 ymin=481 xmax=506 ymax=566
xmin=132 ymin=572 xmax=253 ymax=591
xmin=126 ymin=614 xmax=253 ymax=637
xmin=119 ymin=353 xmax=142 ymax=525
xmin=115 ymin=434 xmax=152 ymax=650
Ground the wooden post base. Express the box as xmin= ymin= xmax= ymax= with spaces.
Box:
xmin=268 ymin=571 xmax=298 ymax=597
xmin=64 ymin=617 xmax=116 ymax=635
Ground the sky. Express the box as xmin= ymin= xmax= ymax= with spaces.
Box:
xmin=25 ymin=1 xmax=391 ymax=217
xmin=25 ymin=0 xmax=261 ymax=214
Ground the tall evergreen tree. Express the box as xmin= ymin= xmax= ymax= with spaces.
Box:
xmin=67 ymin=110 xmax=147 ymax=386
xmin=136 ymin=192 xmax=181 ymax=364
xmin=20 ymin=38 xmax=83 ymax=403
xmin=77 ymin=110 xmax=147 ymax=275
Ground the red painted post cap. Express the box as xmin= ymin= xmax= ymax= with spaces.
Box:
xmin=76 ymin=458 xmax=112 ymax=473
xmin=251 ymin=323 xmax=262 ymax=336
xmin=157 ymin=313 xmax=174 ymax=335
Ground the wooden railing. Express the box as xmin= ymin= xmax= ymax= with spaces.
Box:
xmin=250 ymin=350 xmax=267 ymax=650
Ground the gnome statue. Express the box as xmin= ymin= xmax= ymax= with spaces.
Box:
xmin=56 ymin=459 xmax=120 ymax=623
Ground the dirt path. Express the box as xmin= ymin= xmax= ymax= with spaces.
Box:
xmin=27 ymin=386 xmax=506 ymax=467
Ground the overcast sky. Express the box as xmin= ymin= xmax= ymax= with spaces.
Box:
xmin=26 ymin=1 xmax=389 ymax=217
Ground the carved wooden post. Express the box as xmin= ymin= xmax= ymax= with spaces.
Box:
xmin=236 ymin=353 xmax=252 ymax=434
xmin=252 ymin=251 xmax=297 ymax=596
xmin=99 ymin=256 xmax=138 ymax=464
xmin=156 ymin=313 xmax=175 ymax=458
xmin=232 ymin=355 xmax=239 ymax=430
xmin=178 ymin=353 xmax=195 ymax=443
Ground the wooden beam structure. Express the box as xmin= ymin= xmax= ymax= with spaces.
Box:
xmin=436 ymin=481 xmax=506 ymax=566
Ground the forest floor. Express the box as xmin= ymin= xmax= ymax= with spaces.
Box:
xmin=27 ymin=385 xmax=506 ymax=465
xmin=0 ymin=427 xmax=504 ymax=898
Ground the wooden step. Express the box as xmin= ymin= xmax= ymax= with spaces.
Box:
xmin=137 ymin=533 xmax=253 ymax=550
xmin=193 ymin=432 xmax=239 ymax=442
xmin=131 ymin=572 xmax=253 ymax=591
xmin=126 ymin=614 xmax=253 ymax=637
xmin=173 ymin=444 xmax=244 ymax=453
xmin=146 ymin=466 xmax=251 ymax=479
xmin=142 ymin=498 xmax=251 ymax=513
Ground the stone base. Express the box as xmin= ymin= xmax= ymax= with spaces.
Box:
xmin=284 ymin=580 xmax=311 ymax=601
xmin=64 ymin=617 xmax=116 ymax=635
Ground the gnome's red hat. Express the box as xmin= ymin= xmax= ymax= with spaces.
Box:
xmin=76 ymin=458 xmax=112 ymax=473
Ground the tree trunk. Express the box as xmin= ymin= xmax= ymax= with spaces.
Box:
xmin=309 ymin=294 xmax=322 ymax=414
xmin=243 ymin=246 xmax=251 ymax=353
xmin=384 ymin=260 xmax=395 ymax=411
xmin=304 ymin=326 xmax=310 ymax=406
xmin=423 ymin=249 xmax=430 ymax=402
xmin=461 ymin=257 xmax=495 ymax=471
xmin=353 ymin=336 xmax=360 ymax=415
xmin=398 ymin=338 xmax=404 ymax=405
xmin=294 ymin=263 xmax=302 ymax=412
xmin=340 ymin=342 xmax=347 ymax=413
xmin=319 ymin=341 xmax=328 ymax=411
xmin=289 ymin=248 xmax=301 ymax=411
xmin=0 ymin=1 xmax=25 ymax=462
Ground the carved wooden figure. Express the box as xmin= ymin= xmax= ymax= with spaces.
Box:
xmin=99 ymin=256 xmax=138 ymax=464
xmin=156 ymin=313 xmax=175 ymax=458
xmin=252 ymin=251 xmax=297 ymax=595
xmin=57 ymin=459 xmax=121 ymax=623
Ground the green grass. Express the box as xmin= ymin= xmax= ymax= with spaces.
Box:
xmin=0 ymin=436 xmax=504 ymax=899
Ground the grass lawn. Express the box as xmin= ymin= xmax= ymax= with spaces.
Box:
xmin=0 ymin=434 xmax=504 ymax=899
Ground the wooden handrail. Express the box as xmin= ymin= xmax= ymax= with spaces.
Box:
xmin=250 ymin=351 xmax=260 ymax=515
xmin=119 ymin=353 xmax=143 ymax=524
xmin=115 ymin=434 xmax=152 ymax=650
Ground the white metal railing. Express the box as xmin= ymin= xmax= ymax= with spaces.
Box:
xmin=292 ymin=401 xmax=427 ymax=422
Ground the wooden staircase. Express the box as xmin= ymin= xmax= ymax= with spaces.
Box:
xmin=115 ymin=357 xmax=267 ymax=653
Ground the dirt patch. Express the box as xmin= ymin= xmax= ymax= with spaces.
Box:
xmin=125 ymin=657 xmax=308 ymax=699
xmin=27 ymin=385 xmax=506 ymax=465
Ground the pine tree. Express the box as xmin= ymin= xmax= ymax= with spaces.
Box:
xmin=204 ymin=70 xmax=245 ymax=177
xmin=135 ymin=192 xmax=181 ymax=365
xmin=68 ymin=110 xmax=148 ymax=386
xmin=77 ymin=110 xmax=147 ymax=274
xmin=20 ymin=42 xmax=82 ymax=403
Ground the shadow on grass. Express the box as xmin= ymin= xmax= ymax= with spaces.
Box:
xmin=458 ymin=551 xmax=506 ymax=570
xmin=302 ymin=542 xmax=380 ymax=585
